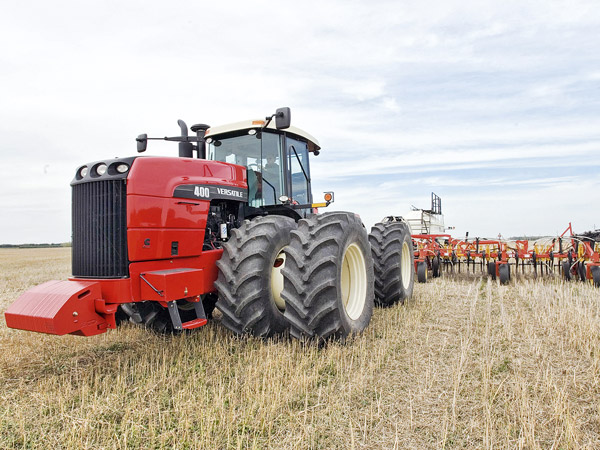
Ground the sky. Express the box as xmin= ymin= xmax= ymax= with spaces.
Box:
xmin=1 ymin=0 xmax=599 ymax=243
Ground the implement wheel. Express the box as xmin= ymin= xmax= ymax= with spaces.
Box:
xmin=369 ymin=221 xmax=414 ymax=306
xmin=562 ymin=261 xmax=572 ymax=281
xmin=488 ymin=262 xmax=497 ymax=280
xmin=577 ymin=262 xmax=587 ymax=282
xmin=282 ymin=212 xmax=375 ymax=341
xmin=591 ymin=266 xmax=600 ymax=287
xmin=215 ymin=216 xmax=296 ymax=337
xmin=432 ymin=255 xmax=441 ymax=278
xmin=417 ymin=261 xmax=428 ymax=283
xmin=499 ymin=263 xmax=510 ymax=285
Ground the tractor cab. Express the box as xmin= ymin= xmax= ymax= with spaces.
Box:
xmin=204 ymin=118 xmax=321 ymax=216
xmin=134 ymin=107 xmax=331 ymax=220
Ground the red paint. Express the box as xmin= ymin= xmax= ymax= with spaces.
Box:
xmin=65 ymin=250 xmax=223 ymax=305
xmin=127 ymin=195 xmax=210 ymax=229
xmin=139 ymin=268 xmax=204 ymax=302
xmin=182 ymin=318 xmax=207 ymax=330
xmin=125 ymin=157 xmax=245 ymax=262
xmin=127 ymin=228 xmax=205 ymax=261
xmin=127 ymin=250 xmax=222 ymax=302
xmin=10 ymin=250 xmax=224 ymax=337
xmin=5 ymin=280 xmax=109 ymax=336
xmin=127 ymin=157 xmax=246 ymax=197
xmin=5 ymin=156 xmax=242 ymax=336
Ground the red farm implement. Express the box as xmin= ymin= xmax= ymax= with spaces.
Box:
xmin=412 ymin=223 xmax=600 ymax=286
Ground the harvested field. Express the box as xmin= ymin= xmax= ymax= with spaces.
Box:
xmin=0 ymin=248 xmax=599 ymax=449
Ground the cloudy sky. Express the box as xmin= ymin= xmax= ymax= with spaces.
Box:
xmin=1 ymin=0 xmax=599 ymax=243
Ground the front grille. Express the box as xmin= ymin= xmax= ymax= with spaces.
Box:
xmin=72 ymin=179 xmax=128 ymax=278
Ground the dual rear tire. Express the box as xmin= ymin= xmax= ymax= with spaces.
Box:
xmin=369 ymin=221 xmax=414 ymax=305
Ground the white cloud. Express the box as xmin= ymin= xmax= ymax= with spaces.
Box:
xmin=0 ymin=0 xmax=599 ymax=242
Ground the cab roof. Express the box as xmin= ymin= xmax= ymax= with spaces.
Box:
xmin=205 ymin=119 xmax=321 ymax=152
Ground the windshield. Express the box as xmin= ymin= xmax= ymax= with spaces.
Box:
xmin=207 ymin=131 xmax=283 ymax=207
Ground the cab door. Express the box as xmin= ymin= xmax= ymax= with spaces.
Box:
xmin=285 ymin=136 xmax=312 ymax=208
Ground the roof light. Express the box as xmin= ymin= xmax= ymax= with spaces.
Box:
xmin=252 ymin=120 xmax=265 ymax=126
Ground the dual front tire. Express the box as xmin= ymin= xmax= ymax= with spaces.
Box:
xmin=214 ymin=216 xmax=296 ymax=337
xmin=282 ymin=212 xmax=375 ymax=340
xmin=215 ymin=212 xmax=376 ymax=340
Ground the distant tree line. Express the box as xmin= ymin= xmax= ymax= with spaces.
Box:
xmin=579 ymin=230 xmax=600 ymax=242
xmin=509 ymin=229 xmax=600 ymax=242
xmin=508 ymin=236 xmax=546 ymax=241
xmin=0 ymin=243 xmax=71 ymax=248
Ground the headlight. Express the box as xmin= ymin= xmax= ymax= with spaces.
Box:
xmin=79 ymin=166 xmax=88 ymax=178
xmin=116 ymin=163 xmax=129 ymax=173
xmin=96 ymin=164 xmax=107 ymax=176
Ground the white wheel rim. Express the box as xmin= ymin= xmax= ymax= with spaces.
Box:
xmin=341 ymin=243 xmax=367 ymax=320
xmin=271 ymin=250 xmax=286 ymax=311
xmin=401 ymin=241 xmax=412 ymax=290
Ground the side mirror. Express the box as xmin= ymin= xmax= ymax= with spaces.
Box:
xmin=275 ymin=107 xmax=291 ymax=130
xmin=136 ymin=134 xmax=148 ymax=153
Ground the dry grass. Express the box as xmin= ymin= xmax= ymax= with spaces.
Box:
xmin=0 ymin=248 xmax=599 ymax=449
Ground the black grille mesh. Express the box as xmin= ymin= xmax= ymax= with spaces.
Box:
xmin=72 ymin=180 xmax=128 ymax=278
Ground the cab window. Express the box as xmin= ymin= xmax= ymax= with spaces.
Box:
xmin=260 ymin=132 xmax=283 ymax=206
xmin=207 ymin=131 xmax=283 ymax=207
xmin=287 ymin=137 xmax=311 ymax=204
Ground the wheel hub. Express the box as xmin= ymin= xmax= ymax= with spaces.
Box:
xmin=401 ymin=241 xmax=412 ymax=290
xmin=341 ymin=243 xmax=367 ymax=320
xmin=271 ymin=250 xmax=286 ymax=311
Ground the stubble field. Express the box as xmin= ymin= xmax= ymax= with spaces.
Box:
xmin=0 ymin=248 xmax=599 ymax=449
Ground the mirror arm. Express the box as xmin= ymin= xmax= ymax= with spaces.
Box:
xmin=263 ymin=113 xmax=275 ymax=129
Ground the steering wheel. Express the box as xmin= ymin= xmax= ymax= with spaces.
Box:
xmin=248 ymin=163 xmax=260 ymax=171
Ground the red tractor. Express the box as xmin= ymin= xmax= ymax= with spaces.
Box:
xmin=5 ymin=108 xmax=414 ymax=340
